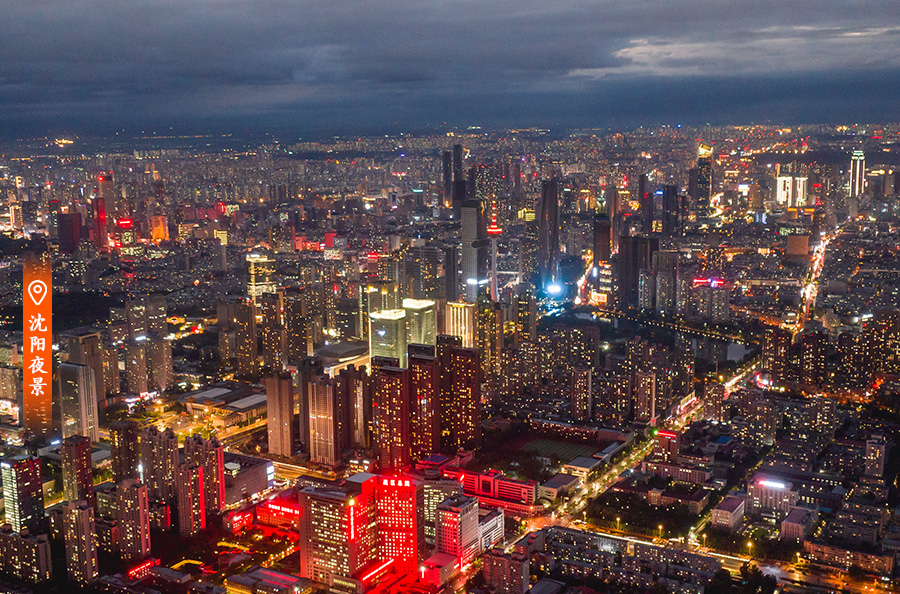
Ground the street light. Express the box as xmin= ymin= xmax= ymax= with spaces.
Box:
xmin=702 ymin=533 xmax=707 ymax=548
xmin=616 ymin=517 xmax=621 ymax=531
xmin=659 ymin=525 xmax=664 ymax=539
xmin=747 ymin=541 xmax=753 ymax=558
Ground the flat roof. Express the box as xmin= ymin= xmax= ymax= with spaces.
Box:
xmin=565 ymin=456 xmax=602 ymax=470
xmin=717 ymin=496 xmax=745 ymax=513
xmin=541 ymin=473 xmax=580 ymax=489
xmin=188 ymin=387 xmax=231 ymax=401
xmin=227 ymin=393 xmax=267 ymax=411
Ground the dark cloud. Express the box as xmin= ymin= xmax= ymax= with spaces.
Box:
xmin=1 ymin=0 xmax=899 ymax=137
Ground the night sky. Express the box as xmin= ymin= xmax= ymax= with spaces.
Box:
xmin=3 ymin=0 xmax=900 ymax=138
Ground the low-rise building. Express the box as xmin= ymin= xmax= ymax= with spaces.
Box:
xmin=711 ymin=496 xmax=745 ymax=533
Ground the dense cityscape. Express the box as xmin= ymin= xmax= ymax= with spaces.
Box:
xmin=0 ymin=123 xmax=897 ymax=594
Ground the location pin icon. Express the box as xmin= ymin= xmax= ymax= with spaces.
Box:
xmin=27 ymin=280 xmax=47 ymax=306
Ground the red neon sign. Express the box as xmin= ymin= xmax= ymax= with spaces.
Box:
xmin=657 ymin=430 xmax=677 ymax=439
xmin=360 ymin=559 xmax=394 ymax=583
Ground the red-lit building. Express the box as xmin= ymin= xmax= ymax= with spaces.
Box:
xmin=441 ymin=468 xmax=539 ymax=518
xmin=408 ymin=355 xmax=440 ymax=461
xmin=375 ymin=476 xmax=425 ymax=577
xmin=374 ymin=367 xmax=411 ymax=471
xmin=652 ymin=430 xmax=680 ymax=463
xmin=257 ymin=494 xmax=302 ymax=530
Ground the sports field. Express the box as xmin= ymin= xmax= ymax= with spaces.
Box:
xmin=520 ymin=438 xmax=598 ymax=460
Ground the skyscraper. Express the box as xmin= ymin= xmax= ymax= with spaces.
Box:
xmin=537 ymin=179 xmax=560 ymax=290
xmin=63 ymin=501 xmax=98 ymax=584
xmin=124 ymin=340 xmax=148 ymax=394
xmin=117 ymin=479 xmax=151 ymax=561
xmin=234 ymin=300 xmax=258 ymax=377
xmin=444 ymin=347 xmax=482 ymax=450
xmin=63 ymin=331 xmax=105 ymax=400
xmin=265 ymin=372 xmax=296 ymax=458
xmin=851 ymin=149 xmax=866 ymax=198
xmin=374 ymin=476 xmax=425 ymax=576
xmin=634 ymin=371 xmax=656 ymax=424
xmin=403 ymin=299 xmax=437 ymax=346
xmin=307 ymin=375 xmax=341 ymax=466
xmin=461 ymin=199 xmax=488 ymax=302
xmin=109 ymin=420 xmax=140 ymax=482
xmin=1 ymin=456 xmax=43 ymax=533
xmin=409 ymin=354 xmax=440 ymax=461
xmin=445 ymin=301 xmax=475 ymax=348
xmin=183 ymin=434 xmax=225 ymax=515
xmin=435 ymin=494 xmax=480 ymax=568
xmin=695 ymin=145 xmax=713 ymax=217
xmin=147 ymin=337 xmax=174 ymax=392
xmin=373 ymin=366 xmax=411 ymax=471
xmin=638 ymin=174 xmax=653 ymax=233
xmin=571 ymin=367 xmax=592 ymax=421
xmin=139 ymin=426 xmax=179 ymax=503
xmin=369 ymin=310 xmax=408 ymax=368
xmin=58 ymin=362 xmax=100 ymax=442
xmin=62 ymin=435 xmax=95 ymax=508
xmin=176 ymin=463 xmax=206 ymax=536
xmin=442 ymin=150 xmax=453 ymax=209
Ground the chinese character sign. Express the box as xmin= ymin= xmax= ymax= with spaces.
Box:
xmin=23 ymin=253 xmax=52 ymax=438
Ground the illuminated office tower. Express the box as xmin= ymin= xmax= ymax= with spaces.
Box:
xmin=375 ymin=476 xmax=425 ymax=576
xmin=694 ymin=145 xmax=713 ymax=216
xmin=92 ymin=195 xmax=108 ymax=250
xmin=150 ymin=215 xmax=168 ymax=242
xmin=63 ymin=331 xmax=105 ymax=398
xmin=571 ymin=367 xmax=592 ymax=421
xmin=373 ymin=366 xmax=410 ymax=471
xmin=359 ymin=280 xmax=400 ymax=341
xmin=435 ymin=494 xmax=480 ymax=568
xmin=125 ymin=297 xmax=148 ymax=339
xmin=461 ymin=199 xmax=488 ymax=302
xmin=513 ymin=288 xmax=537 ymax=346
xmin=297 ymin=474 xmax=377 ymax=586
xmin=409 ymin=354 xmax=440 ymax=460
xmin=284 ymin=288 xmax=313 ymax=360
xmin=634 ymin=371 xmax=656 ymax=424
xmin=117 ymin=479 xmax=151 ymax=561
xmin=63 ymin=501 xmax=98 ymax=584
xmin=537 ymin=179 xmax=560 ymax=290
xmin=124 ymin=340 xmax=148 ymax=394
xmin=444 ymin=245 xmax=460 ymax=303
xmin=444 ymin=347 xmax=482 ymax=450
xmin=638 ymin=174 xmax=652 ymax=233
xmin=851 ymin=150 xmax=866 ymax=197
xmin=260 ymin=325 xmax=285 ymax=372
xmin=445 ymin=301 xmax=475 ymax=348
xmin=96 ymin=172 xmax=116 ymax=231
xmin=234 ymin=300 xmax=258 ymax=377
xmin=246 ymin=253 xmax=276 ymax=304
xmin=139 ymin=426 xmax=178 ymax=502
xmin=475 ymin=292 xmax=503 ymax=381
xmin=62 ymin=435 xmax=95 ymax=508
xmin=176 ymin=463 xmax=205 ymax=536
xmin=110 ymin=420 xmax=140 ymax=482
xmin=369 ymin=309 xmax=408 ymax=368
xmin=147 ymin=337 xmax=173 ymax=392
xmin=422 ymin=478 xmax=463 ymax=542
xmin=442 ymin=150 xmax=453 ymax=208
xmin=403 ymin=299 xmax=437 ymax=346
xmin=653 ymin=430 xmax=680 ymax=463
xmin=265 ymin=372 xmax=296 ymax=458
xmin=1 ymin=456 xmax=43 ymax=533
xmin=308 ymin=375 xmax=340 ymax=466
xmin=183 ymin=434 xmax=225 ymax=515
xmin=404 ymin=246 xmax=442 ymax=300
xmin=58 ymin=363 xmax=99 ymax=442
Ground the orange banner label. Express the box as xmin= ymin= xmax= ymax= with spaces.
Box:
xmin=23 ymin=253 xmax=52 ymax=439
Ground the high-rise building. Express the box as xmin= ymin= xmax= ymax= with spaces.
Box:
xmin=297 ymin=474 xmax=378 ymax=586
xmin=58 ymin=362 xmax=100 ymax=442
xmin=435 ymin=494 xmax=480 ymax=568
xmin=140 ymin=426 xmax=179 ymax=503
xmin=409 ymin=354 xmax=440 ymax=461
xmin=762 ymin=326 xmax=792 ymax=382
xmin=234 ymin=300 xmax=258 ymax=377
xmin=373 ymin=366 xmax=410 ymax=471
xmin=1 ymin=456 xmax=43 ymax=533
xmin=375 ymin=476 xmax=425 ymax=576
xmin=404 ymin=247 xmax=442 ymax=300
xmin=403 ymin=299 xmax=437 ymax=346
xmin=634 ymin=371 xmax=656 ymax=424
xmin=695 ymin=145 xmax=713 ymax=216
xmin=443 ymin=347 xmax=482 ymax=450
xmin=109 ymin=420 xmax=140 ymax=482
xmin=124 ymin=340 xmax=148 ymax=394
xmin=442 ymin=151 xmax=453 ymax=209
xmin=461 ymin=199 xmax=488 ymax=302
xmin=147 ymin=337 xmax=174 ymax=392
xmin=176 ymin=463 xmax=206 ymax=536
xmin=63 ymin=500 xmax=98 ymax=584
xmin=865 ymin=436 xmax=886 ymax=477
xmin=445 ymin=301 xmax=475 ymax=348
xmin=571 ymin=367 xmax=592 ymax=421
xmin=307 ymin=375 xmax=341 ymax=466
xmin=850 ymin=150 xmax=866 ymax=198
xmin=63 ymin=331 xmax=105 ymax=399
xmin=638 ymin=174 xmax=653 ymax=233
xmin=265 ymin=373 xmax=296 ymax=458
xmin=284 ymin=288 xmax=313 ymax=361
xmin=537 ymin=179 xmax=560 ymax=290
xmin=246 ymin=253 xmax=276 ymax=304
xmin=475 ymin=291 xmax=503 ymax=382
xmin=369 ymin=309 xmax=408 ymax=368
xmin=117 ymin=479 xmax=151 ymax=561
xmin=62 ymin=435 xmax=96 ymax=508
xmin=183 ymin=434 xmax=225 ymax=515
